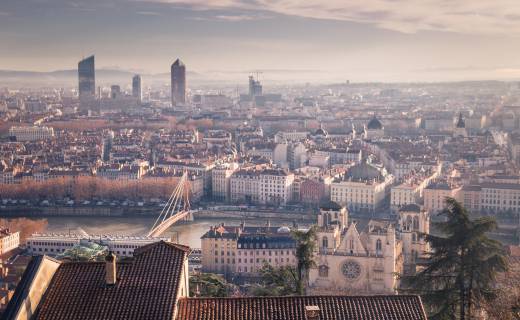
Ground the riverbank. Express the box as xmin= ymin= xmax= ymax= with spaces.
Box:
xmin=6 ymin=215 xmax=311 ymax=249
xmin=0 ymin=205 xmax=316 ymax=221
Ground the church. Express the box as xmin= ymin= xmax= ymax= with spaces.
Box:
xmin=363 ymin=115 xmax=385 ymax=140
xmin=309 ymin=202 xmax=429 ymax=295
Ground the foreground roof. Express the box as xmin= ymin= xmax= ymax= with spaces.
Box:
xmin=176 ymin=295 xmax=427 ymax=320
xmin=34 ymin=241 xmax=189 ymax=320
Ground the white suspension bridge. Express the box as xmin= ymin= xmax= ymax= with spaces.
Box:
xmin=147 ymin=171 xmax=194 ymax=238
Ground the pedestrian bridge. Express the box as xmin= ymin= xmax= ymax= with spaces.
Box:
xmin=147 ymin=172 xmax=193 ymax=237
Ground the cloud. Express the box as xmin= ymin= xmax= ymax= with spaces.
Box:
xmin=0 ymin=11 xmax=11 ymax=16
xmin=136 ymin=11 xmax=162 ymax=16
xmin=190 ymin=12 xmax=271 ymax=21
xmin=142 ymin=0 xmax=520 ymax=35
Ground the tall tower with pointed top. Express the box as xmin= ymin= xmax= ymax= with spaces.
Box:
xmin=454 ymin=112 xmax=467 ymax=138
xmin=171 ymin=59 xmax=186 ymax=107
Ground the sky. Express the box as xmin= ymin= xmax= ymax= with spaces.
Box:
xmin=1 ymin=0 xmax=520 ymax=82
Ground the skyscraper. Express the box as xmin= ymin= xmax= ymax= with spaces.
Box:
xmin=78 ymin=55 xmax=95 ymax=110
xmin=248 ymin=75 xmax=262 ymax=98
xmin=171 ymin=59 xmax=186 ymax=106
xmin=132 ymin=74 xmax=142 ymax=104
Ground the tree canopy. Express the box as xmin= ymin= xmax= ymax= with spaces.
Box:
xmin=407 ymin=197 xmax=507 ymax=320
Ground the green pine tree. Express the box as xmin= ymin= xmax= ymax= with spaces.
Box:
xmin=408 ymin=197 xmax=507 ymax=320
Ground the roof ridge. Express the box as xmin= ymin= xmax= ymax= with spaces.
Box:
xmin=133 ymin=240 xmax=190 ymax=256
xmin=179 ymin=294 xmax=422 ymax=300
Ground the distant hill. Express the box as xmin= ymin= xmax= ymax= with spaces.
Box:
xmin=0 ymin=69 xmax=203 ymax=88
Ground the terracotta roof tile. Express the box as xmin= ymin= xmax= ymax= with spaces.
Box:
xmin=35 ymin=241 xmax=189 ymax=320
xmin=176 ymin=295 xmax=427 ymax=320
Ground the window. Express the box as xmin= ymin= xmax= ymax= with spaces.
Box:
xmin=376 ymin=239 xmax=382 ymax=255
xmin=413 ymin=216 xmax=420 ymax=230
xmin=319 ymin=265 xmax=329 ymax=277
xmin=322 ymin=236 xmax=328 ymax=249
xmin=405 ymin=216 xmax=412 ymax=231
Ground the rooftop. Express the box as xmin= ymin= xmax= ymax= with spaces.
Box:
xmin=6 ymin=241 xmax=189 ymax=320
xmin=176 ymin=295 xmax=427 ymax=320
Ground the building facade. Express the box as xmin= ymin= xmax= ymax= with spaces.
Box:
xmin=0 ymin=228 xmax=19 ymax=256
xmin=171 ymin=59 xmax=186 ymax=106
xmin=132 ymin=74 xmax=142 ymax=104
xmin=309 ymin=203 xmax=403 ymax=295
xmin=8 ymin=126 xmax=54 ymax=141
xmin=78 ymin=55 xmax=96 ymax=111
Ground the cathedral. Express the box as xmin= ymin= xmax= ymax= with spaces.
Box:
xmin=308 ymin=202 xmax=429 ymax=295
xmin=453 ymin=112 xmax=468 ymax=138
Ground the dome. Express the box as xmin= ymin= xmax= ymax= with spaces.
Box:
xmin=345 ymin=161 xmax=384 ymax=181
xmin=314 ymin=123 xmax=328 ymax=136
xmin=367 ymin=116 xmax=383 ymax=130
xmin=277 ymin=226 xmax=291 ymax=233
xmin=314 ymin=128 xmax=327 ymax=136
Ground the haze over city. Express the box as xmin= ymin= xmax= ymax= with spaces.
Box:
xmin=2 ymin=0 xmax=520 ymax=83
xmin=3 ymin=1 xmax=520 ymax=320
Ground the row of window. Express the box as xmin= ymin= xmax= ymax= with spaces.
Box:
xmin=29 ymin=242 xmax=76 ymax=247
xmin=238 ymin=258 xmax=293 ymax=264
xmin=112 ymin=244 xmax=140 ymax=249
xmin=237 ymin=250 xmax=294 ymax=256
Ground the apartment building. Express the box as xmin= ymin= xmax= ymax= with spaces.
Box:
xmin=0 ymin=228 xmax=19 ymax=256
xmin=423 ymin=183 xmax=460 ymax=213
xmin=200 ymin=223 xmax=296 ymax=277
xmin=330 ymin=162 xmax=393 ymax=213
xmin=211 ymin=163 xmax=239 ymax=202
xmin=26 ymin=233 xmax=169 ymax=258
xmin=236 ymin=231 xmax=296 ymax=275
xmin=230 ymin=168 xmax=294 ymax=205
xmin=8 ymin=126 xmax=54 ymax=141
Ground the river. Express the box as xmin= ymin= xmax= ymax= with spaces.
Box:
xmin=27 ymin=216 xmax=302 ymax=249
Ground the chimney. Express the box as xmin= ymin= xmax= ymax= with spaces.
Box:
xmin=304 ymin=305 xmax=320 ymax=320
xmin=105 ymin=251 xmax=117 ymax=286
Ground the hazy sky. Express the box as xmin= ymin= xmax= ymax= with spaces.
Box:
xmin=1 ymin=0 xmax=520 ymax=82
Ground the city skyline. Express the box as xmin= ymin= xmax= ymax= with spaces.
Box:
xmin=1 ymin=0 xmax=520 ymax=82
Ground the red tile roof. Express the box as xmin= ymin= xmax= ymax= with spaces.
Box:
xmin=176 ymin=295 xmax=427 ymax=320
xmin=35 ymin=241 xmax=189 ymax=320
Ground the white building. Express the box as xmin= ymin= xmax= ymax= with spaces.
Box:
xmin=330 ymin=162 xmax=394 ymax=213
xmin=212 ymin=162 xmax=239 ymax=202
xmin=26 ymin=233 xmax=169 ymax=258
xmin=0 ymin=228 xmax=19 ymax=256
xmin=230 ymin=168 xmax=294 ymax=205
xmin=423 ymin=183 xmax=460 ymax=213
xmin=390 ymin=166 xmax=441 ymax=211
xmin=287 ymin=143 xmax=307 ymax=170
xmin=8 ymin=126 xmax=54 ymax=141
xmin=274 ymin=131 xmax=308 ymax=143
xmin=259 ymin=168 xmax=294 ymax=205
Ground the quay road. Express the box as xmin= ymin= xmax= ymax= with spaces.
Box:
xmin=0 ymin=201 xmax=317 ymax=223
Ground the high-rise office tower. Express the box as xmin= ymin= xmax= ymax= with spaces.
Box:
xmin=248 ymin=75 xmax=262 ymax=98
xmin=110 ymin=85 xmax=121 ymax=99
xmin=78 ymin=55 xmax=95 ymax=110
xmin=171 ymin=59 xmax=186 ymax=106
xmin=132 ymin=74 xmax=142 ymax=104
